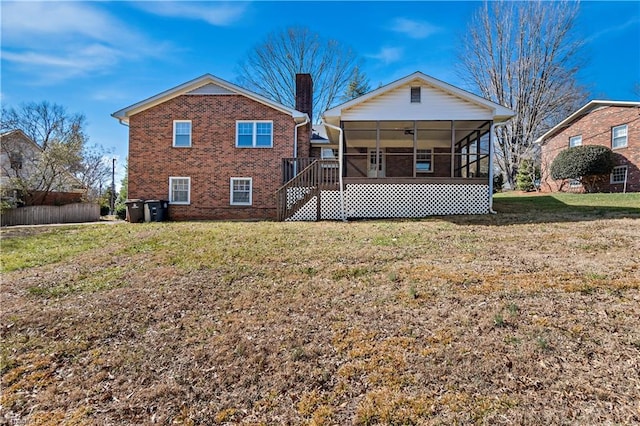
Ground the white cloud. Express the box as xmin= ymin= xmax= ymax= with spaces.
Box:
xmin=584 ymin=17 xmax=640 ymax=43
xmin=134 ymin=1 xmax=248 ymax=26
xmin=367 ymin=47 xmax=404 ymax=65
xmin=1 ymin=2 xmax=167 ymax=84
xmin=390 ymin=17 xmax=440 ymax=39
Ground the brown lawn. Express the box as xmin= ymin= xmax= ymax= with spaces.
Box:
xmin=1 ymin=194 xmax=640 ymax=425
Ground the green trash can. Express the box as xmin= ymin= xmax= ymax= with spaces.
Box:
xmin=125 ymin=199 xmax=144 ymax=223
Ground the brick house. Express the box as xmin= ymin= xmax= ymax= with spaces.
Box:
xmin=537 ymin=100 xmax=640 ymax=193
xmin=113 ymin=72 xmax=514 ymax=221
xmin=112 ymin=74 xmax=312 ymax=220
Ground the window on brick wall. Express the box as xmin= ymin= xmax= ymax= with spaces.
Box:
xmin=169 ymin=177 xmax=190 ymax=204
xmin=236 ymin=121 xmax=273 ymax=148
xmin=416 ymin=149 xmax=433 ymax=172
xmin=173 ymin=120 xmax=192 ymax=147
xmin=611 ymin=165 xmax=628 ymax=184
xmin=230 ymin=177 xmax=252 ymax=205
xmin=569 ymin=135 xmax=582 ymax=147
xmin=612 ymin=124 xmax=628 ymax=149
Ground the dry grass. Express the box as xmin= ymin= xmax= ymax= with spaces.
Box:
xmin=1 ymin=194 xmax=640 ymax=425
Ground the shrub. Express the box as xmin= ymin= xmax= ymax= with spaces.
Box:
xmin=516 ymin=160 xmax=540 ymax=192
xmin=550 ymin=145 xmax=615 ymax=192
xmin=116 ymin=204 xmax=126 ymax=220
xmin=493 ymin=173 xmax=504 ymax=193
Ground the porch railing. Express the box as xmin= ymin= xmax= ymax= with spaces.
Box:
xmin=276 ymin=159 xmax=339 ymax=221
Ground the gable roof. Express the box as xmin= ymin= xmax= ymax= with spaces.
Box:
xmin=322 ymin=71 xmax=514 ymax=124
xmin=0 ymin=129 xmax=43 ymax=152
xmin=112 ymin=74 xmax=309 ymax=125
xmin=535 ymin=100 xmax=640 ymax=144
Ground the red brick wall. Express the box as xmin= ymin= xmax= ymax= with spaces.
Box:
xmin=541 ymin=105 xmax=640 ymax=192
xmin=128 ymin=94 xmax=307 ymax=220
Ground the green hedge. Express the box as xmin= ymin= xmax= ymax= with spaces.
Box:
xmin=550 ymin=145 xmax=614 ymax=180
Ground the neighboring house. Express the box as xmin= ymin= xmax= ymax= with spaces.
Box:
xmin=0 ymin=129 xmax=85 ymax=206
xmin=113 ymin=71 xmax=514 ymax=221
xmin=536 ymin=100 xmax=640 ymax=193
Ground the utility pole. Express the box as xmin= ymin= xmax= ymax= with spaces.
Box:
xmin=110 ymin=158 xmax=116 ymax=216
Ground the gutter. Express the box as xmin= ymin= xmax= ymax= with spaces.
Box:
xmin=321 ymin=121 xmax=347 ymax=222
xmin=489 ymin=121 xmax=510 ymax=214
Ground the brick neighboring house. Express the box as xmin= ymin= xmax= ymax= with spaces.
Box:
xmin=114 ymin=71 xmax=515 ymax=221
xmin=537 ymin=100 xmax=640 ymax=193
xmin=112 ymin=74 xmax=312 ymax=220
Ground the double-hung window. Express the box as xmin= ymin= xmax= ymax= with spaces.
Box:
xmin=230 ymin=177 xmax=252 ymax=205
xmin=610 ymin=165 xmax=628 ymax=184
xmin=612 ymin=124 xmax=627 ymax=149
xmin=416 ymin=149 xmax=433 ymax=172
xmin=169 ymin=177 xmax=190 ymax=204
xmin=236 ymin=121 xmax=273 ymax=148
xmin=569 ymin=135 xmax=582 ymax=147
xmin=173 ymin=120 xmax=192 ymax=147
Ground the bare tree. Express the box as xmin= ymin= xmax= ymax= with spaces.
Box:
xmin=1 ymin=102 xmax=88 ymax=205
xmin=237 ymin=27 xmax=361 ymax=119
xmin=76 ymin=145 xmax=112 ymax=202
xmin=459 ymin=1 xmax=588 ymax=187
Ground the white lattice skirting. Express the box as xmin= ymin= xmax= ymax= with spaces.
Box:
xmin=287 ymin=183 xmax=490 ymax=221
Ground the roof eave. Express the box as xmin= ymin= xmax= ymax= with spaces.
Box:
xmin=111 ymin=73 xmax=307 ymax=124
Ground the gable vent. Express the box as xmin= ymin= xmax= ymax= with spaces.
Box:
xmin=410 ymin=86 xmax=421 ymax=103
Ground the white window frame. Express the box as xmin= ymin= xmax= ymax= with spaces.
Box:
xmin=416 ymin=149 xmax=433 ymax=173
xmin=235 ymin=121 xmax=273 ymax=148
xmin=612 ymin=124 xmax=628 ymax=149
xmin=569 ymin=178 xmax=582 ymax=188
xmin=610 ymin=165 xmax=628 ymax=184
xmin=569 ymin=135 xmax=582 ymax=147
xmin=230 ymin=177 xmax=252 ymax=206
xmin=169 ymin=176 xmax=191 ymax=205
xmin=173 ymin=120 xmax=192 ymax=148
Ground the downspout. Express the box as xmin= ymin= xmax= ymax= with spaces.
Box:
xmin=489 ymin=121 xmax=509 ymax=214
xmin=322 ymin=121 xmax=347 ymax=222
xmin=293 ymin=115 xmax=309 ymax=158
xmin=117 ymin=119 xmax=129 ymax=127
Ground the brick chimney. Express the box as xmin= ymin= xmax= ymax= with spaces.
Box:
xmin=295 ymin=73 xmax=313 ymax=125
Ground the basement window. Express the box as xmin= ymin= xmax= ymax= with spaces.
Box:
xmin=230 ymin=177 xmax=252 ymax=205
xmin=410 ymin=87 xmax=421 ymax=103
xmin=611 ymin=165 xmax=628 ymax=184
xmin=169 ymin=177 xmax=190 ymax=204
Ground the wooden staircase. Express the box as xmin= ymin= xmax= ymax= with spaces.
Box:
xmin=276 ymin=159 xmax=339 ymax=221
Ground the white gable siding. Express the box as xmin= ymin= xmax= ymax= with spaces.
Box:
xmin=186 ymin=83 xmax=235 ymax=95
xmin=341 ymin=82 xmax=493 ymax=121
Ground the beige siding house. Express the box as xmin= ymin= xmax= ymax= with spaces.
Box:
xmin=280 ymin=72 xmax=514 ymax=220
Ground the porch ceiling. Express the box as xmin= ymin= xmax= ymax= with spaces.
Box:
xmin=326 ymin=120 xmax=490 ymax=147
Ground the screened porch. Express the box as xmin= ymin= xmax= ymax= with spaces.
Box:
xmin=339 ymin=120 xmax=492 ymax=181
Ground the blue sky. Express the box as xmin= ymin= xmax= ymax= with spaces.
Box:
xmin=2 ymin=1 xmax=639 ymax=183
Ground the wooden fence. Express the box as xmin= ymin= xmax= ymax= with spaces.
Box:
xmin=1 ymin=203 xmax=100 ymax=227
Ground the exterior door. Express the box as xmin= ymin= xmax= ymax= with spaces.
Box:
xmin=368 ymin=148 xmax=385 ymax=178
